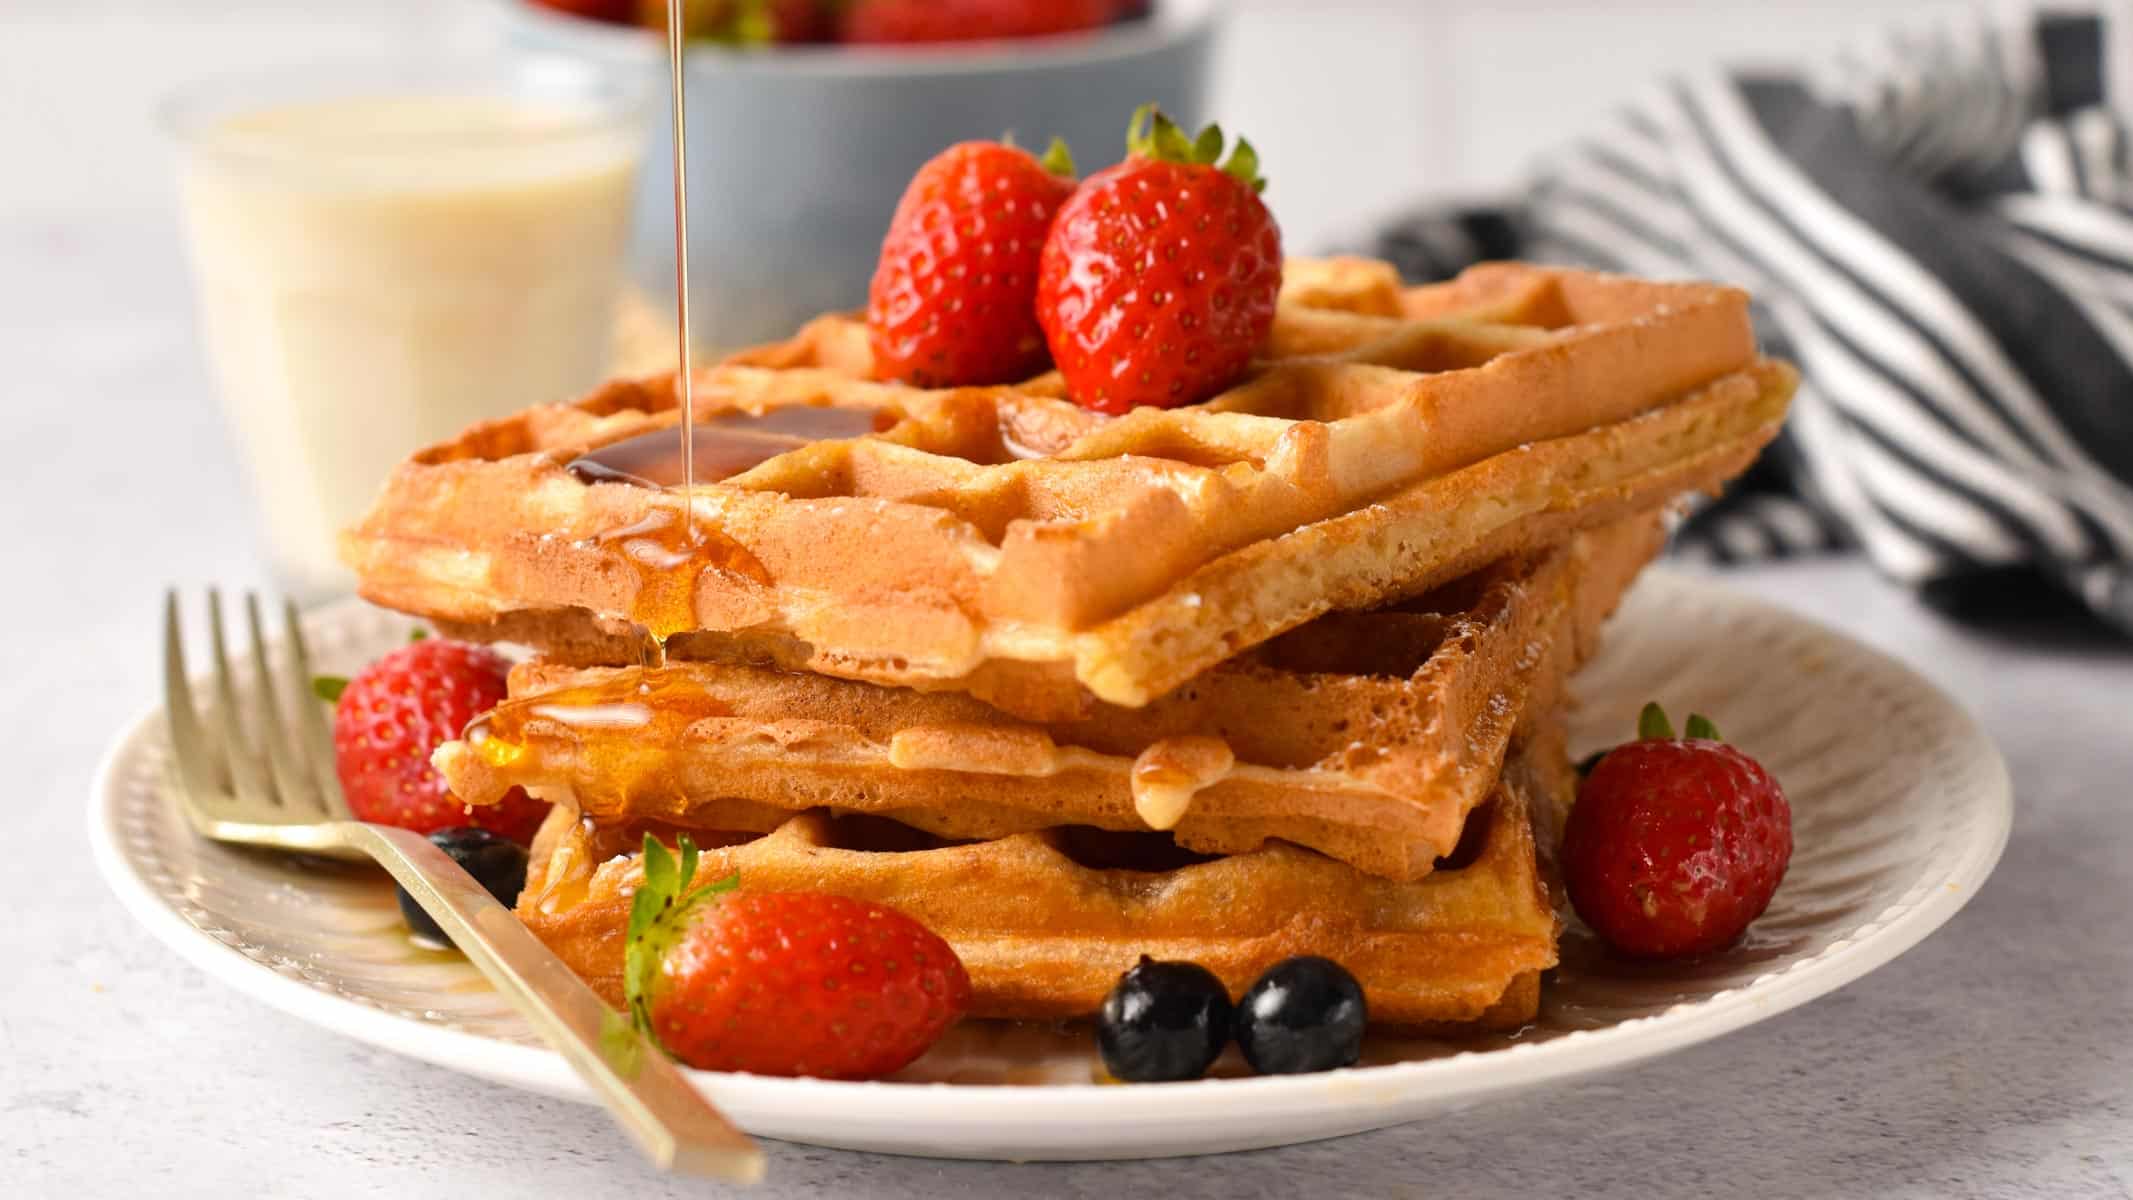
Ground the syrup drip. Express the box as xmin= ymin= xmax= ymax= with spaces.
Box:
xmin=567 ymin=408 xmax=877 ymax=643
xmin=1127 ymin=736 xmax=1236 ymax=830
xmin=461 ymin=669 xmax=736 ymax=819
xmin=571 ymin=508 xmax=770 ymax=639
xmin=566 ymin=407 xmax=884 ymax=488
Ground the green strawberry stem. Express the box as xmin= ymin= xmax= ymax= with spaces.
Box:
xmin=999 ymin=132 xmax=1077 ymax=178
xmin=1124 ymin=104 xmax=1266 ymax=193
xmin=312 ymin=675 xmax=348 ymax=703
xmin=1038 ymin=136 xmax=1076 ymax=179
xmin=622 ymin=833 xmax=739 ymax=1040
xmin=1637 ymin=701 xmax=1676 ymax=741
xmin=1637 ymin=701 xmax=1725 ymax=742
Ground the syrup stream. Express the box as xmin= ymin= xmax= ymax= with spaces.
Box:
xmin=665 ymin=0 xmax=695 ymax=537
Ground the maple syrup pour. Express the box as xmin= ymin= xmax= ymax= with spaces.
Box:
xmin=664 ymin=0 xmax=696 ymax=529
xmin=461 ymin=670 xmax=736 ymax=817
xmin=566 ymin=407 xmax=885 ymax=488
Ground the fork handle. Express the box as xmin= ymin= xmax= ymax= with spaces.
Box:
xmin=341 ymin=822 xmax=765 ymax=1182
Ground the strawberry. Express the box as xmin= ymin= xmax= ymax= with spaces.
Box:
xmin=1563 ymin=704 xmax=1793 ymax=959
xmin=868 ymin=138 xmax=1077 ymax=387
xmin=840 ymin=0 xmax=1113 ymax=44
xmin=1037 ymin=106 xmax=1283 ymax=414
xmin=638 ymin=0 xmax=830 ymax=43
xmin=322 ymin=638 xmax=550 ymax=844
xmin=530 ymin=0 xmax=638 ymax=25
xmin=625 ymin=837 xmax=970 ymax=1078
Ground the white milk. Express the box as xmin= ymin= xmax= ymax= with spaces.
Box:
xmin=177 ymin=92 xmax=641 ymax=598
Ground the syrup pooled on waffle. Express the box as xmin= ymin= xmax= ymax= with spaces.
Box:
xmin=436 ymin=516 xmax=1662 ymax=883
xmin=341 ymin=257 xmax=1793 ymax=719
xmin=326 ymin=106 xmax=1804 ymax=1086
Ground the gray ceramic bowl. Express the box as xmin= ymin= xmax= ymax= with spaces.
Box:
xmin=502 ymin=1 xmax=1223 ymax=349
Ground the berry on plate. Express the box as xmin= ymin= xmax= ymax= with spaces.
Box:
xmin=868 ymin=137 xmax=1078 ymax=387
xmin=624 ymin=837 xmax=971 ymax=1078
xmin=323 ymin=639 xmax=549 ymax=844
xmin=1563 ymin=703 xmax=1793 ymax=959
xmin=840 ymin=0 xmax=1114 ymax=45
xmin=396 ymin=827 xmax=530 ymax=946
xmin=1233 ymin=956 xmax=1366 ymax=1075
xmin=1097 ymin=956 xmax=1232 ymax=1082
xmin=1037 ymin=104 xmax=1283 ymax=414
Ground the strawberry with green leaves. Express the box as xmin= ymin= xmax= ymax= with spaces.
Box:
xmin=624 ymin=837 xmax=971 ymax=1078
xmin=868 ymin=136 xmax=1079 ymax=387
xmin=1037 ymin=105 xmax=1283 ymax=414
xmin=1564 ymin=703 xmax=1793 ymax=959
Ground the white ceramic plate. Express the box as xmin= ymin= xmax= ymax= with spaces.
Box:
xmin=91 ymin=572 xmax=2011 ymax=1160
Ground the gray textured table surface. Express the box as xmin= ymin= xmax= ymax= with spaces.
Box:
xmin=7 ymin=7 xmax=2132 ymax=1199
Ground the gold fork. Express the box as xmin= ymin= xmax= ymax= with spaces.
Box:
xmin=162 ymin=589 xmax=764 ymax=1182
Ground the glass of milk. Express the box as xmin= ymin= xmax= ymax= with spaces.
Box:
xmin=166 ymin=57 xmax=645 ymax=601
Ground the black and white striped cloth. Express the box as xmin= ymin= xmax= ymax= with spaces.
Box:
xmin=1370 ymin=8 xmax=2133 ymax=635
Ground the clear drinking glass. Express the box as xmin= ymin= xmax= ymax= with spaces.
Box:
xmin=165 ymin=57 xmax=645 ymax=601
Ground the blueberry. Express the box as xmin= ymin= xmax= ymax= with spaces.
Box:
xmin=1234 ymin=956 xmax=1366 ymax=1075
xmin=1096 ymin=956 xmax=1232 ymax=1082
xmin=397 ymin=827 xmax=528 ymax=947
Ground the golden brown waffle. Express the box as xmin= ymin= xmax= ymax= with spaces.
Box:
xmin=342 ymin=259 xmax=1791 ymax=718
xmin=514 ymin=727 xmax=1571 ymax=1030
xmin=437 ymin=515 xmax=1658 ymax=882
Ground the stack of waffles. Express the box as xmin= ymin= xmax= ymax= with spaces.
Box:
xmin=343 ymin=258 xmax=1794 ymax=1032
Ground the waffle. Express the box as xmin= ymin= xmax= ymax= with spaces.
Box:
xmin=513 ymin=722 xmax=1572 ymax=1030
xmin=342 ymin=259 xmax=1791 ymax=718
xmin=437 ymin=515 xmax=1659 ymax=882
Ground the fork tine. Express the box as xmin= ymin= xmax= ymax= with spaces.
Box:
xmin=282 ymin=599 xmax=353 ymax=820
xmin=207 ymin=590 xmax=277 ymax=820
xmin=163 ymin=591 xmax=228 ymax=815
xmin=244 ymin=593 xmax=316 ymax=815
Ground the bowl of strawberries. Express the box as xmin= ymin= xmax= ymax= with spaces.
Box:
xmin=504 ymin=0 xmax=1221 ymax=348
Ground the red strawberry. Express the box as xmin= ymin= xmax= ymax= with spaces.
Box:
xmin=1563 ymin=704 xmax=1793 ymax=959
xmin=868 ymin=138 xmax=1077 ymax=387
xmin=1037 ymin=106 xmax=1283 ymax=414
xmin=530 ymin=0 xmax=638 ymax=25
xmin=624 ymin=839 xmax=970 ymax=1078
xmin=840 ymin=0 xmax=1112 ymax=44
xmin=638 ymin=0 xmax=830 ymax=43
xmin=325 ymin=639 xmax=550 ymax=844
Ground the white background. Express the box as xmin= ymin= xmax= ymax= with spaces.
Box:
xmin=4 ymin=2 xmax=2129 ymax=1197
xmin=8 ymin=0 xmax=1979 ymax=246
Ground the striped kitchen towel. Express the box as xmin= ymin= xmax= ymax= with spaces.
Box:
xmin=1371 ymin=7 xmax=2133 ymax=635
